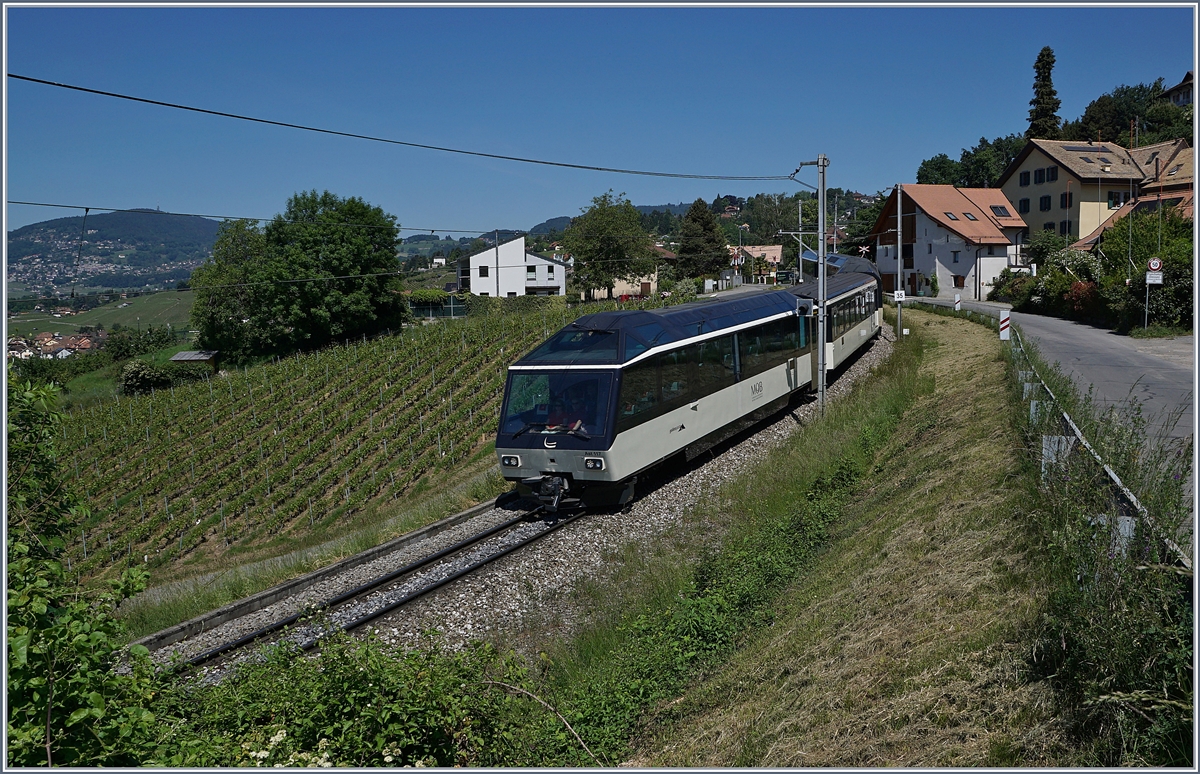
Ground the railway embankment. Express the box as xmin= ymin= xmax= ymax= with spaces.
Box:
xmin=626 ymin=308 xmax=1190 ymax=767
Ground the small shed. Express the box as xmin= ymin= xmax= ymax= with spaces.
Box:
xmin=170 ymin=350 xmax=219 ymax=370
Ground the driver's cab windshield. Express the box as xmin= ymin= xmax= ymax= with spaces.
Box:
xmin=501 ymin=371 xmax=612 ymax=437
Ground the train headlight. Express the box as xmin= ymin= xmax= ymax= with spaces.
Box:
xmin=583 ymin=458 xmax=605 ymax=470
xmin=501 ymin=455 xmax=521 ymax=468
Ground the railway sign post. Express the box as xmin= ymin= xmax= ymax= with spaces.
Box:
xmin=999 ymin=309 xmax=1011 ymax=341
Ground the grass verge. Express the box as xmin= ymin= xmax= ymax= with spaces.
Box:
xmin=118 ymin=458 xmax=509 ymax=640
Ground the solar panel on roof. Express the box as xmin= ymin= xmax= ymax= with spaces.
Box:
xmin=1063 ymin=145 xmax=1111 ymax=152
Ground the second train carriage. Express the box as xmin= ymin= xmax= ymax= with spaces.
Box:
xmin=496 ymin=261 xmax=882 ymax=510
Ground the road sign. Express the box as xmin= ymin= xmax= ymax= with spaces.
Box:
xmin=894 ymin=290 xmax=906 ymax=302
xmin=1148 ymin=257 xmax=1163 ymax=272
xmin=1146 ymin=271 xmax=1164 ymax=285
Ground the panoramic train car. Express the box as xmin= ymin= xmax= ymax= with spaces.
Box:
xmin=496 ymin=262 xmax=881 ymax=510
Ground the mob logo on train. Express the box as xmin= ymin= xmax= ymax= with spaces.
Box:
xmin=750 ymin=381 xmax=764 ymax=401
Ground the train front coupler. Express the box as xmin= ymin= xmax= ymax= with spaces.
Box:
xmin=520 ymin=475 xmax=582 ymax=513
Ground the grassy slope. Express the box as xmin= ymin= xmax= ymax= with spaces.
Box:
xmin=8 ymin=291 xmax=194 ymax=336
xmin=630 ymin=310 xmax=1069 ymax=766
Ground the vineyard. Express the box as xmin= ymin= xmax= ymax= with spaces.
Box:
xmin=57 ymin=301 xmax=614 ymax=584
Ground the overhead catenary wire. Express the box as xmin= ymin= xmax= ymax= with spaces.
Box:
xmin=9 ymin=74 xmax=792 ymax=182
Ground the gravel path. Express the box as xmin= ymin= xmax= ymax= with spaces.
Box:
xmin=165 ymin=327 xmax=894 ymax=677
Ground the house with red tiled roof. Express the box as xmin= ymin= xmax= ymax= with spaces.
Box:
xmin=867 ymin=184 xmax=1030 ymax=300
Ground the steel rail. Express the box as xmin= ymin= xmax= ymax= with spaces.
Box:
xmin=296 ymin=509 xmax=585 ymax=651
xmin=184 ymin=507 xmax=543 ymax=668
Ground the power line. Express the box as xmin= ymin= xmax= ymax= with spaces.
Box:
xmin=9 ymin=74 xmax=793 ymax=182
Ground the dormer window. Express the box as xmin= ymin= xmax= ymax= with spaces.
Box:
xmin=1168 ymin=164 xmax=1183 ymax=176
xmin=944 ymin=212 xmax=959 ymax=221
xmin=963 ymin=212 xmax=978 ymax=221
xmin=991 ymin=205 xmax=1012 ymax=217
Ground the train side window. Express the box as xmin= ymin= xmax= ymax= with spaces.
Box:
xmin=738 ymin=326 xmax=768 ymax=378
xmin=617 ymin=359 xmax=659 ymax=433
xmin=797 ymin=316 xmax=808 ymax=352
xmin=762 ymin=318 xmax=789 ymax=369
xmin=658 ymin=347 xmax=693 ymax=406
xmin=696 ymin=335 xmax=736 ymax=394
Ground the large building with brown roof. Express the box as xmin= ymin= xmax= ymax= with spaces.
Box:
xmin=867 ymin=184 xmax=1029 ymax=300
xmin=997 ymin=139 xmax=1147 ymax=242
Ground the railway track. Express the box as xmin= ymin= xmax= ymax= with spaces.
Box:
xmin=152 ymin=502 xmax=583 ymax=680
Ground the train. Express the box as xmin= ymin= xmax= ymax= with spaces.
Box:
xmin=495 ymin=258 xmax=883 ymax=510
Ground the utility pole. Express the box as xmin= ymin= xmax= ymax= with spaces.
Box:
xmin=494 ymin=229 xmax=500 ymax=297
xmin=817 ymin=154 xmax=828 ymax=414
xmin=895 ymin=184 xmax=903 ymax=336
xmin=784 ymin=155 xmax=830 ymax=413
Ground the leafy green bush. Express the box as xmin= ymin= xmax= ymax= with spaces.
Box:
xmin=117 ymin=360 xmax=210 ymax=395
xmin=6 ymin=374 xmax=157 ymax=767
xmin=409 ymin=288 xmax=449 ymax=305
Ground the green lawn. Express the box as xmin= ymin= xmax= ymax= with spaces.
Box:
xmin=9 ymin=291 xmax=194 ymax=336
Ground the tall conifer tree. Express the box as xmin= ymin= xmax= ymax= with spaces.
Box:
xmin=1026 ymin=46 xmax=1062 ymax=140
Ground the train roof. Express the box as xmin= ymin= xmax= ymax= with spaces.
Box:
xmin=514 ymin=263 xmax=880 ymax=367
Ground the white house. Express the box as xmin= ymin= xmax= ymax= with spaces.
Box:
xmin=868 ymin=184 xmax=1031 ymax=300
xmin=457 ymin=236 xmax=568 ymax=297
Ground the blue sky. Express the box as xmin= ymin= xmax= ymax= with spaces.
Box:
xmin=4 ymin=5 xmax=1195 ymax=234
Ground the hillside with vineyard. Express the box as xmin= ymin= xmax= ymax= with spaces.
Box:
xmin=57 ymin=302 xmax=600 ymax=585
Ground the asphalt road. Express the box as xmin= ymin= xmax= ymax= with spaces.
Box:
xmin=1009 ymin=312 xmax=1194 ymax=444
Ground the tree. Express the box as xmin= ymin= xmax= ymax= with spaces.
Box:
xmin=561 ymin=191 xmax=657 ymax=299
xmin=190 ymin=191 xmax=409 ymax=362
xmin=1026 ymin=46 xmax=1062 ymax=140
xmin=916 ymin=153 xmax=962 ymax=185
xmin=1060 ymin=79 xmax=1192 ymax=147
xmin=676 ymin=198 xmax=729 ymax=278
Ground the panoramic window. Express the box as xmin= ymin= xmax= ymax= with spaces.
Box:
xmin=524 ymin=328 xmax=619 ymax=363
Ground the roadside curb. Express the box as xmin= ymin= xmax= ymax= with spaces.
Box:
xmin=132 ymin=498 xmax=500 ymax=652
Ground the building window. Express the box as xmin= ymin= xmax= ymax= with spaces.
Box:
xmin=1034 ymin=168 xmax=1046 ymax=184
xmin=547 ymin=265 xmax=554 ymax=277
xmin=1039 ymin=195 xmax=1052 ymax=211
xmin=1060 ymin=191 xmax=1073 ymax=208
xmin=943 ymin=211 xmax=959 ymax=221
xmin=527 ymin=265 xmax=536 ymax=278
xmin=1059 ymin=220 xmax=1071 ymax=236
xmin=963 ymin=212 xmax=978 ymax=221
xmin=928 ymin=243 xmax=932 ymax=254
xmin=988 ymin=245 xmax=996 ymax=256
xmin=1018 ymin=198 xmax=1031 ymax=214
xmin=1108 ymin=191 xmax=1130 ymax=209
xmin=1019 ymin=228 xmax=1029 ymax=243
xmin=1019 ymin=171 xmax=1031 ymax=186
xmin=1080 ymin=156 xmax=1094 ymax=164
xmin=479 ymin=265 xmax=489 ymax=277
xmin=951 ymin=251 xmax=960 ymax=263
xmin=991 ymin=205 xmax=1011 ymax=217
xmin=1044 ymin=222 xmax=1056 ymax=231
xmin=1046 ymin=166 xmax=1059 ymax=182
xmin=1168 ymin=164 xmax=1183 ymax=176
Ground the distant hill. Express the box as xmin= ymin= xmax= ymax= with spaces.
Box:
xmin=530 ymin=216 xmax=572 ymax=235
xmin=7 ymin=209 xmax=221 ymax=296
